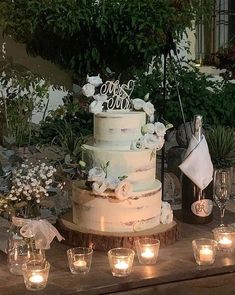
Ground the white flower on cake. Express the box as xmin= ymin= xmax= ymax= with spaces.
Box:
xmin=92 ymin=181 xmax=108 ymax=194
xmin=154 ymin=136 xmax=165 ymax=150
xmin=106 ymin=177 xmax=120 ymax=190
xmin=87 ymin=74 xmax=103 ymax=87
xmin=149 ymin=115 xmax=155 ymax=123
xmin=142 ymin=123 xmax=155 ymax=134
xmin=82 ymin=83 xmax=95 ymax=97
xmin=88 ymin=167 xmax=106 ymax=182
xmin=154 ymin=122 xmax=166 ymax=137
xmin=93 ymin=94 xmax=108 ymax=102
xmin=143 ymin=101 xmax=155 ymax=117
xmin=130 ymin=137 xmax=145 ymax=150
xmin=132 ymin=98 xmax=145 ymax=110
xmin=143 ymin=134 xmax=159 ymax=149
xmin=115 ymin=180 xmax=133 ymax=200
xmin=160 ymin=202 xmax=173 ymax=224
xmin=89 ymin=100 xmax=103 ymax=114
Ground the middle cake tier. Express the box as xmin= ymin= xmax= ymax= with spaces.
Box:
xmin=83 ymin=144 xmax=157 ymax=192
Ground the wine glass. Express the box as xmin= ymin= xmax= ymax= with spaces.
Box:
xmin=213 ymin=169 xmax=231 ymax=226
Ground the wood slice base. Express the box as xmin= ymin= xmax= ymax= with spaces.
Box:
xmin=57 ymin=211 xmax=181 ymax=251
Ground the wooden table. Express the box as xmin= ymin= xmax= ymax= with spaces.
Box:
xmin=1 ymin=209 xmax=235 ymax=295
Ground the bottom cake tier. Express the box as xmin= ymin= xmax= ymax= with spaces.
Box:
xmin=72 ymin=180 xmax=162 ymax=233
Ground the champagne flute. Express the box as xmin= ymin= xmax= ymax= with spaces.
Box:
xmin=213 ymin=169 xmax=231 ymax=226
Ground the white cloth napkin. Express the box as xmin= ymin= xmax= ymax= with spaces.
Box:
xmin=179 ymin=135 xmax=213 ymax=190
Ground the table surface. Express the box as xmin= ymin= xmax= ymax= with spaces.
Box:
xmin=1 ymin=209 xmax=235 ymax=295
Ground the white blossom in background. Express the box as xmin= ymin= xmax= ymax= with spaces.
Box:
xmin=115 ymin=180 xmax=133 ymax=200
xmin=87 ymin=74 xmax=103 ymax=87
xmin=89 ymin=100 xmax=103 ymax=114
xmin=6 ymin=162 xmax=57 ymax=205
xmin=82 ymin=83 xmax=95 ymax=97
xmin=1 ymin=42 xmax=6 ymax=59
xmin=88 ymin=167 xmax=106 ymax=183
xmin=160 ymin=202 xmax=173 ymax=224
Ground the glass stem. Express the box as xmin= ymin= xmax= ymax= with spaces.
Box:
xmin=220 ymin=207 xmax=225 ymax=226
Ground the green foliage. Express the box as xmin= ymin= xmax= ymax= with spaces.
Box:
xmin=0 ymin=59 xmax=50 ymax=146
xmin=133 ymin=62 xmax=235 ymax=127
xmin=0 ymin=0 xmax=213 ymax=77
xmin=206 ymin=126 xmax=235 ymax=169
xmin=36 ymin=94 xmax=92 ymax=162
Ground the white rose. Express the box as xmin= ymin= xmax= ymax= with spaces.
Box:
xmin=149 ymin=115 xmax=155 ymax=123
xmin=154 ymin=136 xmax=165 ymax=150
xmin=106 ymin=177 xmax=120 ymax=190
xmin=92 ymin=181 xmax=108 ymax=194
xmin=143 ymin=134 xmax=159 ymax=149
xmin=130 ymin=137 xmax=145 ymax=150
xmin=160 ymin=202 xmax=173 ymax=224
xmin=115 ymin=180 xmax=133 ymax=200
xmin=132 ymin=98 xmax=145 ymax=110
xmin=143 ymin=101 xmax=155 ymax=117
xmin=154 ymin=122 xmax=166 ymax=137
xmin=142 ymin=123 xmax=155 ymax=134
xmin=89 ymin=101 xmax=103 ymax=114
xmin=88 ymin=167 xmax=105 ymax=182
xmin=93 ymin=94 xmax=108 ymax=102
xmin=82 ymin=83 xmax=95 ymax=97
xmin=87 ymin=74 xmax=103 ymax=87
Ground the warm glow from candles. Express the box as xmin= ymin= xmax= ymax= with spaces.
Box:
xmin=141 ymin=247 xmax=154 ymax=259
xmin=73 ymin=260 xmax=87 ymax=268
xmin=199 ymin=247 xmax=213 ymax=262
xmin=114 ymin=261 xmax=129 ymax=270
xmin=219 ymin=237 xmax=232 ymax=248
xmin=29 ymin=274 xmax=44 ymax=284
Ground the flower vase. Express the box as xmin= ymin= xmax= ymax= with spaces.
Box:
xmin=7 ymin=217 xmax=45 ymax=276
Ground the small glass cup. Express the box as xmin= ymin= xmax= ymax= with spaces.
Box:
xmin=213 ymin=226 xmax=235 ymax=252
xmin=67 ymin=247 xmax=93 ymax=275
xmin=192 ymin=238 xmax=217 ymax=266
xmin=22 ymin=260 xmax=50 ymax=291
xmin=108 ymin=248 xmax=135 ymax=277
xmin=135 ymin=238 xmax=160 ymax=265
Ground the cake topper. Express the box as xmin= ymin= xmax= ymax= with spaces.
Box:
xmin=100 ymin=80 xmax=135 ymax=110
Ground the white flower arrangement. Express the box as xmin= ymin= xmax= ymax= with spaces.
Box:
xmin=160 ymin=201 xmax=173 ymax=224
xmin=5 ymin=161 xmax=60 ymax=217
xmin=87 ymin=163 xmax=132 ymax=200
xmin=132 ymin=98 xmax=155 ymax=117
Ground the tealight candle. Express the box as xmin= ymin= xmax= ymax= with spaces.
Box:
xmin=67 ymin=247 xmax=93 ymax=275
xmin=108 ymin=248 xmax=135 ymax=277
xmin=192 ymin=239 xmax=217 ymax=265
xmin=199 ymin=247 xmax=213 ymax=263
xmin=22 ymin=260 xmax=50 ymax=291
xmin=135 ymin=238 xmax=160 ymax=265
xmin=213 ymin=226 xmax=235 ymax=252
xmin=29 ymin=273 xmax=44 ymax=284
xmin=114 ymin=261 xmax=129 ymax=270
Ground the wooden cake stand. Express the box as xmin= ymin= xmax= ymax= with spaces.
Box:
xmin=57 ymin=212 xmax=181 ymax=251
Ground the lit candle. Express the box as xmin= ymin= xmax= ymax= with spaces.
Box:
xmin=114 ymin=261 xmax=129 ymax=270
xmin=73 ymin=260 xmax=87 ymax=270
xmin=29 ymin=274 xmax=44 ymax=284
xmin=199 ymin=247 xmax=213 ymax=262
xmin=219 ymin=237 xmax=232 ymax=249
xmin=141 ymin=247 xmax=154 ymax=259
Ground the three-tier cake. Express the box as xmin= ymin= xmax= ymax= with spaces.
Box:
xmin=71 ymin=77 xmax=173 ymax=234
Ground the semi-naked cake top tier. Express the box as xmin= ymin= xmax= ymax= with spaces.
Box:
xmin=94 ymin=111 xmax=145 ymax=150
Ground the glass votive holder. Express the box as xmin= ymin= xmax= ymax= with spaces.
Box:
xmin=134 ymin=238 xmax=160 ymax=265
xmin=212 ymin=226 xmax=235 ymax=252
xmin=192 ymin=238 xmax=217 ymax=266
xmin=67 ymin=247 xmax=93 ymax=275
xmin=108 ymin=248 xmax=135 ymax=277
xmin=22 ymin=260 xmax=50 ymax=291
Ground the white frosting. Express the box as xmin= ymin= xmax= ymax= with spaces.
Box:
xmin=94 ymin=111 xmax=146 ymax=150
xmin=72 ymin=180 xmax=162 ymax=233
xmin=83 ymin=144 xmax=156 ymax=191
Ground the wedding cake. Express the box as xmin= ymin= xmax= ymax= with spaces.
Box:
xmin=72 ymin=76 xmax=173 ymax=233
